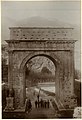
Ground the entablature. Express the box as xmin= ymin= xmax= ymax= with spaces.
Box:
xmin=6 ymin=40 xmax=77 ymax=51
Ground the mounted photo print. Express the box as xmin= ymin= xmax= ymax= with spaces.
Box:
xmin=1 ymin=0 xmax=81 ymax=119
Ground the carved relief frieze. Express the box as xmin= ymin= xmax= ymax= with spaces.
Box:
xmin=8 ymin=41 xmax=75 ymax=51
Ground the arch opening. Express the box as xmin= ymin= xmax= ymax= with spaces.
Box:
xmin=21 ymin=55 xmax=57 ymax=102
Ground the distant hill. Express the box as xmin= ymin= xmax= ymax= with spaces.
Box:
xmin=41 ymin=67 xmax=52 ymax=75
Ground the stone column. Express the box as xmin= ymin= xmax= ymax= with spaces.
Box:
xmin=4 ymin=50 xmax=15 ymax=111
xmin=8 ymin=50 xmax=13 ymax=89
xmin=69 ymin=50 xmax=77 ymax=108
xmin=16 ymin=69 xmax=25 ymax=109
xmin=70 ymin=50 xmax=75 ymax=95
xmin=55 ymin=64 xmax=60 ymax=100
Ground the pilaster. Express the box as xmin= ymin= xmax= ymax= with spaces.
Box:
xmin=8 ymin=50 xmax=13 ymax=89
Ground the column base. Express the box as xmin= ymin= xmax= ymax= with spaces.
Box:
xmin=4 ymin=97 xmax=14 ymax=111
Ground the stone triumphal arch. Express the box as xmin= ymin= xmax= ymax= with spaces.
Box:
xmin=6 ymin=27 xmax=77 ymax=110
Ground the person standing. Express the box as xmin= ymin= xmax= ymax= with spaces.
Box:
xmin=37 ymin=94 xmax=39 ymax=102
xmin=43 ymin=100 xmax=45 ymax=108
xmin=28 ymin=99 xmax=32 ymax=110
xmin=41 ymin=99 xmax=43 ymax=108
xmin=47 ymin=100 xmax=49 ymax=108
xmin=37 ymin=101 xmax=40 ymax=108
xmin=35 ymin=100 xmax=37 ymax=108
xmin=25 ymin=99 xmax=32 ymax=113
xmin=45 ymin=101 xmax=47 ymax=108
xmin=25 ymin=99 xmax=29 ymax=112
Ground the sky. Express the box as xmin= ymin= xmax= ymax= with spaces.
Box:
xmin=1 ymin=1 xmax=80 ymax=24
xmin=1 ymin=1 xmax=80 ymax=41
xmin=1 ymin=1 xmax=81 ymax=71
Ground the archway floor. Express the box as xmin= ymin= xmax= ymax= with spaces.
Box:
xmin=25 ymin=87 xmax=60 ymax=119
xmin=25 ymin=106 xmax=58 ymax=119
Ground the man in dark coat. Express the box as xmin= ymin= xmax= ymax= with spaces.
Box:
xmin=25 ymin=99 xmax=32 ymax=112
xmin=35 ymin=100 xmax=37 ymax=108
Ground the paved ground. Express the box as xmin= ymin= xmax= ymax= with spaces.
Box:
xmin=25 ymin=107 xmax=58 ymax=119
xmin=25 ymin=87 xmax=60 ymax=119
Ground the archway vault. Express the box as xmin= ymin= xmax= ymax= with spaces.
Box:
xmin=6 ymin=27 xmax=77 ymax=110
xmin=20 ymin=51 xmax=61 ymax=71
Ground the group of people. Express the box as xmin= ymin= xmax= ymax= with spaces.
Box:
xmin=35 ymin=99 xmax=50 ymax=108
xmin=25 ymin=93 xmax=50 ymax=113
xmin=25 ymin=99 xmax=32 ymax=112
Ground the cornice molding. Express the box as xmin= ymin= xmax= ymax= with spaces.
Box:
xmin=9 ymin=27 xmax=74 ymax=29
xmin=5 ymin=40 xmax=77 ymax=44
